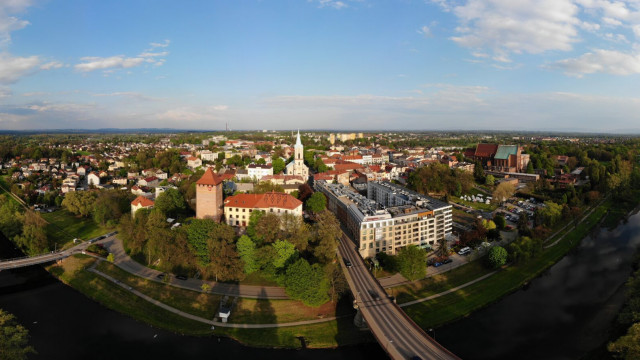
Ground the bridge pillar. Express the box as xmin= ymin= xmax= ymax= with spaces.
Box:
xmin=353 ymin=301 xmax=367 ymax=329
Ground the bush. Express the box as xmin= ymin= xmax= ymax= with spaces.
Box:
xmin=486 ymin=246 xmax=507 ymax=269
xmin=86 ymin=244 xmax=108 ymax=257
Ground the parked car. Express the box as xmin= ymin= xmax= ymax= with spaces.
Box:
xmin=176 ymin=275 xmax=188 ymax=280
xmin=457 ymin=247 xmax=471 ymax=255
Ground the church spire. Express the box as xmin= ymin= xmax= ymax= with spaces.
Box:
xmin=295 ymin=129 xmax=302 ymax=147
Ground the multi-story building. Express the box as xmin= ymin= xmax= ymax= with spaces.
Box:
xmin=200 ymin=150 xmax=218 ymax=162
xmin=247 ymin=164 xmax=273 ymax=180
xmin=316 ymin=180 xmax=452 ymax=259
xmin=223 ymin=192 xmax=302 ymax=227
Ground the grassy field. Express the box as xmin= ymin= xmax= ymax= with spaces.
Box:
xmin=238 ymin=271 xmax=280 ymax=287
xmin=48 ymin=255 xmax=372 ymax=348
xmin=95 ymin=261 xmax=351 ymax=324
xmin=401 ymin=201 xmax=611 ymax=329
xmin=41 ymin=210 xmax=108 ymax=248
xmin=394 ymin=261 xmax=494 ymax=303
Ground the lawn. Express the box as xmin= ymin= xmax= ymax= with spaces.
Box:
xmin=393 ymin=261 xmax=494 ymax=303
xmin=48 ymin=255 xmax=372 ymax=348
xmin=401 ymin=201 xmax=611 ymax=329
xmin=95 ymin=261 xmax=350 ymax=324
xmin=238 ymin=271 xmax=280 ymax=286
xmin=41 ymin=210 xmax=108 ymax=248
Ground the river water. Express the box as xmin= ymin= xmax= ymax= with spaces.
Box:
xmin=2 ymin=210 xmax=639 ymax=360
xmin=436 ymin=210 xmax=640 ymax=360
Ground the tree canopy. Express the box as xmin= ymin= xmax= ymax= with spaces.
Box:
xmin=397 ymin=245 xmax=427 ymax=281
xmin=0 ymin=309 xmax=36 ymax=360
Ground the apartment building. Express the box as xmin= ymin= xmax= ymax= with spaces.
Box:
xmin=316 ymin=180 xmax=452 ymax=259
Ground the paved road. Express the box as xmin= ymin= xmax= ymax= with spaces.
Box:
xmin=0 ymin=241 xmax=89 ymax=270
xmin=101 ymin=236 xmax=289 ymax=299
xmin=338 ymin=233 xmax=460 ymax=360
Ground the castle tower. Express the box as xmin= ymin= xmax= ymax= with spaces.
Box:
xmin=196 ymin=167 xmax=223 ymax=221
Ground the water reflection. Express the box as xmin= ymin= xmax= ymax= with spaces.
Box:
xmin=436 ymin=212 xmax=640 ymax=360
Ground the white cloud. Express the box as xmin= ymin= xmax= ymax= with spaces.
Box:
xmin=150 ymin=40 xmax=170 ymax=48
xmin=450 ymin=0 xmax=580 ymax=55
xmin=417 ymin=25 xmax=432 ymax=38
xmin=0 ymin=53 xmax=40 ymax=84
xmin=40 ymin=61 xmax=63 ymax=70
xmin=548 ymin=49 xmax=640 ymax=76
xmin=602 ymin=16 xmax=623 ymax=26
xmin=212 ymin=105 xmax=228 ymax=111
xmin=75 ymin=56 xmax=146 ymax=72
xmin=139 ymin=51 xmax=168 ymax=58
xmin=76 ymin=41 xmax=170 ymax=73
xmin=0 ymin=0 xmax=33 ymax=47
xmin=315 ymin=0 xmax=348 ymax=9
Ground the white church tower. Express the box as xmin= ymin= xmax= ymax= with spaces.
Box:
xmin=286 ymin=130 xmax=309 ymax=181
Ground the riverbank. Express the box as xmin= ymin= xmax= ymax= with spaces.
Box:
xmin=398 ymin=195 xmax=630 ymax=329
xmin=45 ymin=254 xmax=373 ymax=349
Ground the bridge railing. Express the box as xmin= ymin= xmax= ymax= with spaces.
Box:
xmin=0 ymin=250 xmax=66 ymax=263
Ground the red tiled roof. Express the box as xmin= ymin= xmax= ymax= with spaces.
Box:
xmin=196 ymin=167 xmax=223 ymax=186
xmin=474 ymin=144 xmax=498 ymax=158
xmin=131 ymin=196 xmax=154 ymax=207
xmin=224 ymin=192 xmax=302 ymax=210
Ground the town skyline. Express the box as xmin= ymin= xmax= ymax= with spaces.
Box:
xmin=2 ymin=1 xmax=640 ymax=132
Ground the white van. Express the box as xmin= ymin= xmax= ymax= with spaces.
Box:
xmin=458 ymin=247 xmax=471 ymax=255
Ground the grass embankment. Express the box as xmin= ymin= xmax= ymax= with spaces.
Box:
xmin=95 ymin=261 xmax=348 ymax=324
xmin=47 ymin=255 xmax=212 ymax=335
xmin=49 ymin=255 xmax=372 ymax=348
xmin=399 ymin=200 xmax=612 ymax=329
xmin=41 ymin=210 xmax=108 ymax=249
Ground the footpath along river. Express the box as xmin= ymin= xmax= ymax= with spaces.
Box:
xmin=436 ymin=209 xmax=640 ymax=360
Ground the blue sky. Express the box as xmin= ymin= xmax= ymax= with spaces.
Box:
xmin=2 ymin=0 xmax=640 ymax=132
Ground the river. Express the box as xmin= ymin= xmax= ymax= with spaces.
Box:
xmin=436 ymin=210 xmax=640 ymax=360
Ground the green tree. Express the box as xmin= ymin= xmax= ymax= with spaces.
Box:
xmin=492 ymin=182 xmax=515 ymax=204
xmin=306 ymin=192 xmax=327 ymax=213
xmin=237 ymin=235 xmax=259 ymax=274
xmin=312 ymin=210 xmax=341 ymax=263
xmin=284 ymin=258 xmax=330 ymax=307
xmin=14 ymin=211 xmax=48 ymax=255
xmin=526 ymin=161 xmax=535 ymax=174
xmin=186 ymin=219 xmax=217 ymax=266
xmin=494 ymin=214 xmax=506 ymax=230
xmin=485 ymin=174 xmax=495 ymax=186
xmin=62 ymin=191 xmax=97 ymax=217
xmin=154 ymin=188 xmax=186 ymax=218
xmin=272 ymin=240 xmax=298 ymax=269
xmin=279 ymin=213 xmax=311 ymax=251
xmin=0 ymin=309 xmax=36 ymax=360
xmin=272 ymin=157 xmax=286 ymax=174
xmin=255 ymin=213 xmax=281 ymax=244
xmin=397 ymin=245 xmax=427 ymax=281
xmin=482 ymin=219 xmax=497 ymax=230
xmin=207 ymin=223 xmax=244 ymax=282
xmin=486 ymin=246 xmax=507 ymax=269
xmin=107 ymin=253 xmax=115 ymax=263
